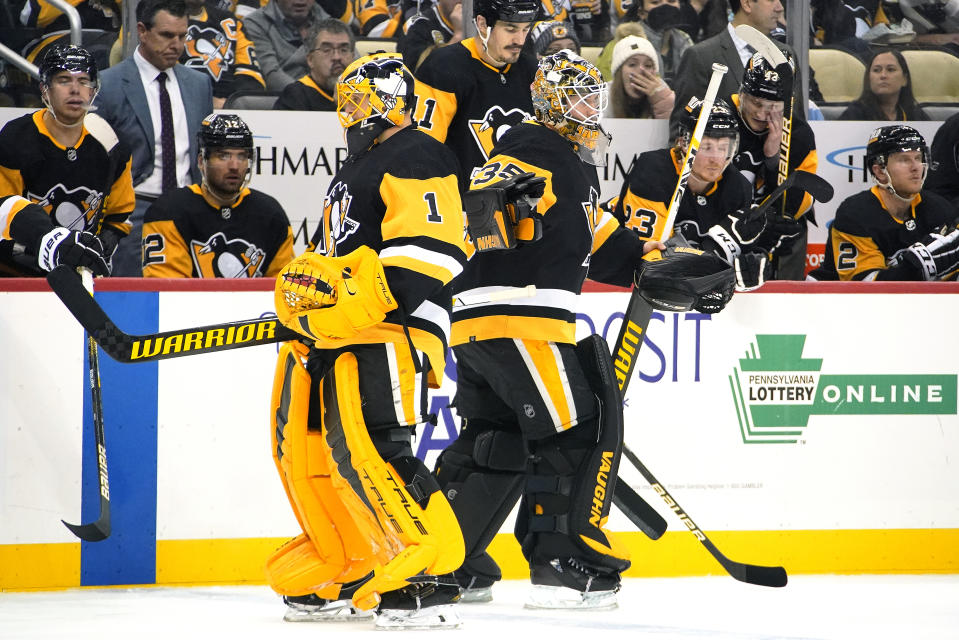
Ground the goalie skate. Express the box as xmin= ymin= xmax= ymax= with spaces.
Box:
xmin=374 ymin=583 xmax=463 ymax=630
xmin=282 ymin=594 xmax=374 ymax=622
xmin=524 ymin=585 xmax=618 ymax=611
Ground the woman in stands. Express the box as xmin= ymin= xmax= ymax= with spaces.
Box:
xmin=839 ymin=48 xmax=930 ymax=121
xmin=606 ymin=34 xmax=675 ymax=118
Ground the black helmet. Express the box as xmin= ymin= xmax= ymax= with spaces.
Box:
xmin=197 ymin=113 xmax=254 ymax=152
xmin=39 ymin=45 xmax=99 ymax=89
xmin=740 ymin=51 xmax=791 ymax=102
xmin=865 ymin=125 xmax=928 ymax=170
xmin=680 ymin=97 xmax=740 ymax=141
xmin=474 ymin=0 xmax=539 ymax=26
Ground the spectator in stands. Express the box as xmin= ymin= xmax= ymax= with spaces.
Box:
xmin=94 ymin=0 xmax=214 ymax=277
xmin=528 ymin=20 xmax=581 ymax=58
xmin=669 ymin=0 xmax=805 ymax=138
xmin=607 ymin=35 xmax=675 ymax=118
xmin=898 ymin=0 xmax=959 ymax=50
xmin=0 ymin=45 xmax=133 ymax=277
xmin=274 ymin=18 xmax=356 ymax=110
xmin=598 ymin=0 xmax=695 ymax=84
xmin=244 ymin=0 xmax=351 ymax=92
xmin=811 ymin=125 xmax=958 ymax=281
xmin=685 ymin=0 xmax=730 ymax=42
xmin=838 ymin=49 xmax=929 ymax=121
xmin=141 ymin=113 xmax=294 ymax=277
xmin=354 ymin=0 xmax=406 ymax=37
xmin=567 ymin=0 xmax=612 ymax=43
xmin=17 ymin=0 xmax=121 ymax=73
xmin=183 ymin=0 xmax=266 ymax=108
xmin=926 ymin=111 xmax=959 ymax=208
xmin=398 ymin=0 xmax=465 ymax=70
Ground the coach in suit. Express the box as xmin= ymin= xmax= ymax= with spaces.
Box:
xmin=668 ymin=0 xmax=802 ymax=137
xmin=94 ymin=0 xmax=213 ymax=276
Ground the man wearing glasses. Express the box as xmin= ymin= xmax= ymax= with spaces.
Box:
xmin=274 ymin=19 xmax=357 ymax=111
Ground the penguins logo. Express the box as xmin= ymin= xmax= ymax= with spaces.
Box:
xmin=29 ymin=184 xmax=104 ymax=231
xmin=190 ymin=232 xmax=266 ymax=278
xmin=318 ymin=181 xmax=359 ymax=255
xmin=184 ymin=23 xmax=235 ymax=81
xmin=468 ymin=106 xmax=531 ymax=161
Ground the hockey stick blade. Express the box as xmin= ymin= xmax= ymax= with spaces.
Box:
xmin=623 ymin=445 xmax=787 ymax=587
xmin=747 ymin=170 xmax=834 ymax=223
xmin=47 ymin=266 xmax=300 ymax=362
xmin=613 ymin=481 xmax=667 ymax=540
xmin=734 ymin=25 xmax=787 ymax=67
xmin=62 ymin=495 xmax=110 ymax=542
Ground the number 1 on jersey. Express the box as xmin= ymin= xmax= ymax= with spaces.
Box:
xmin=424 ymin=192 xmax=442 ymax=223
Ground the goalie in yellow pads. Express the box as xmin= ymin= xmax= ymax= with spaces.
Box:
xmin=266 ymin=53 xmax=470 ymax=629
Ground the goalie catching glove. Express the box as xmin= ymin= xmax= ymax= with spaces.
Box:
xmin=464 ymin=171 xmax=547 ymax=252
xmin=635 ymin=235 xmax=736 ymax=314
xmin=893 ymin=221 xmax=959 ymax=281
xmin=275 ymin=246 xmax=398 ymax=344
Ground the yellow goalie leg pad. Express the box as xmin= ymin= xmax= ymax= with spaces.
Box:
xmin=322 ymin=352 xmax=465 ymax=611
xmin=266 ymin=342 xmax=389 ymax=596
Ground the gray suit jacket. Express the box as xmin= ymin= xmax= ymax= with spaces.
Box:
xmin=669 ymin=27 xmax=802 ymax=136
xmin=94 ymin=58 xmax=213 ymax=187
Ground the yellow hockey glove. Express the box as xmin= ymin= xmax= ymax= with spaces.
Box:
xmin=275 ymin=246 xmax=398 ymax=343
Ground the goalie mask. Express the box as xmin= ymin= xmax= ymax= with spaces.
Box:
xmin=865 ymin=125 xmax=930 ymax=200
xmin=336 ymin=52 xmax=415 ymax=156
xmin=678 ymin=96 xmax=739 ymax=165
xmin=39 ymin=45 xmax=100 ymax=125
xmin=197 ymin=113 xmax=256 ymax=201
xmin=531 ymin=50 xmax=611 ymax=166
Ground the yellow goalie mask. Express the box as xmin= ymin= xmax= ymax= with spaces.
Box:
xmin=275 ymin=246 xmax=398 ymax=345
xmin=531 ymin=50 xmax=611 ymax=167
xmin=336 ymin=52 xmax=416 ymax=155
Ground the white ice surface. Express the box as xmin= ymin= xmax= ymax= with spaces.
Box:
xmin=2 ymin=575 xmax=958 ymax=639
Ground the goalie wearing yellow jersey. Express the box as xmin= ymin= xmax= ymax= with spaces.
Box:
xmin=267 ymin=53 xmax=470 ymax=630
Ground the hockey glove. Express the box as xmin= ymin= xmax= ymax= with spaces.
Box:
xmin=98 ymin=226 xmax=124 ymax=271
xmin=501 ymin=171 xmax=547 ymax=243
xmin=727 ymin=206 xmax=766 ymax=245
xmin=734 ymin=251 xmax=771 ymax=292
xmin=895 ymin=224 xmax=959 ymax=281
xmin=38 ymin=227 xmax=110 ymax=277
xmin=274 ymin=246 xmax=398 ymax=345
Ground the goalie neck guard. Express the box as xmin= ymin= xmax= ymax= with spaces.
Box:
xmin=336 ymin=52 xmax=415 ymax=156
xmin=531 ymin=50 xmax=611 ymax=166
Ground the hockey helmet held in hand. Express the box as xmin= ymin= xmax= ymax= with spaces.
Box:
xmin=474 ymin=0 xmax=540 ymax=26
xmin=531 ymin=50 xmax=611 ymax=166
xmin=39 ymin=44 xmax=99 ymax=90
xmin=635 ymin=241 xmax=736 ymax=314
xmin=740 ymin=51 xmax=792 ymax=102
xmin=336 ymin=52 xmax=415 ymax=155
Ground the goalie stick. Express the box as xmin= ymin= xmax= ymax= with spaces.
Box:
xmin=611 ymin=62 xmax=788 ymax=587
xmin=61 ymin=269 xmax=111 ymax=542
xmin=734 ymin=24 xmax=794 ymax=217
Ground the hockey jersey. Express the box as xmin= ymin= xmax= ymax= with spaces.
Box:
xmin=0 ymin=110 xmax=134 ymax=276
xmin=818 ymin=186 xmax=957 ymax=281
xmin=307 ymin=126 xmax=470 ymax=386
xmin=182 ymin=5 xmax=265 ymax=99
xmin=273 ymin=75 xmax=336 ymax=111
xmin=141 ymin=185 xmax=294 ymax=278
xmin=731 ymin=93 xmax=818 ymax=221
xmin=0 ymin=195 xmax=59 ymax=276
xmin=611 ymin=147 xmax=753 ymax=246
xmin=452 ymin=121 xmax=644 ymax=347
xmin=398 ymin=3 xmax=456 ymax=71
xmin=414 ymin=37 xmax=538 ymax=186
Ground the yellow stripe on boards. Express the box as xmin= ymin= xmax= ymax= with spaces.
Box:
xmin=0 ymin=543 xmax=80 ymax=590
xmin=155 ymin=538 xmax=288 ymax=585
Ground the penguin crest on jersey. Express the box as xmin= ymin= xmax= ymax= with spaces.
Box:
xmin=468 ymin=105 xmax=531 ymax=160
xmin=29 ymin=183 xmax=104 ymax=231
xmin=191 ymin=231 xmax=266 ymax=277
xmin=184 ymin=24 xmax=234 ymax=81
xmin=318 ymin=181 xmax=360 ymax=255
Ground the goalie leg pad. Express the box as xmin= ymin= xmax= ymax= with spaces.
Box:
xmin=519 ymin=335 xmax=631 ymax=591
xmin=434 ymin=418 xmax=527 ymax=586
xmin=320 ymin=351 xmax=465 ymax=611
xmin=267 ymin=342 xmax=388 ymax=598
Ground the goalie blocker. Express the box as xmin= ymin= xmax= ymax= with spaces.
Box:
xmin=464 ymin=171 xmax=547 ymax=252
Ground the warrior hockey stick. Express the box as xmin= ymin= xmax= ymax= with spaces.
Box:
xmin=62 ymin=269 xmax=111 ymax=542
xmin=734 ymin=24 xmax=794 ymax=216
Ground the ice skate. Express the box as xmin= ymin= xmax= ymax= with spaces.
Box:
xmin=374 ymin=582 xmax=463 ymax=630
xmin=282 ymin=593 xmax=374 ymax=622
xmin=524 ymin=557 xmax=620 ymax=611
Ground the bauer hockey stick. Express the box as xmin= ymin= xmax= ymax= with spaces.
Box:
xmin=734 ymin=24 xmax=794 ymax=217
xmin=611 ymin=63 xmax=788 ymax=587
xmin=62 ymin=269 xmax=111 ymax=542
